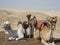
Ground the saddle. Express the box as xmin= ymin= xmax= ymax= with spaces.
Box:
xmin=36 ymin=20 xmax=43 ymax=29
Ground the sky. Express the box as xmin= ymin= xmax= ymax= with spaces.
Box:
xmin=0 ymin=0 xmax=60 ymax=11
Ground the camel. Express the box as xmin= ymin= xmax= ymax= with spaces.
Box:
xmin=3 ymin=21 xmax=25 ymax=41
xmin=22 ymin=21 xmax=31 ymax=38
xmin=39 ymin=21 xmax=56 ymax=45
xmin=26 ymin=14 xmax=37 ymax=38
xmin=46 ymin=16 xmax=57 ymax=40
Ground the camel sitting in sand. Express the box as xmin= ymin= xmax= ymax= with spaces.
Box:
xmin=3 ymin=21 xmax=25 ymax=41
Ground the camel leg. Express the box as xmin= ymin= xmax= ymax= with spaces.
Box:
xmin=24 ymin=29 xmax=27 ymax=38
xmin=41 ymin=39 xmax=49 ymax=45
xmin=8 ymin=36 xmax=15 ymax=40
xmin=39 ymin=30 xmax=40 ymax=38
xmin=29 ymin=25 xmax=34 ymax=38
xmin=28 ymin=27 xmax=31 ymax=38
xmin=49 ymin=42 xmax=56 ymax=45
xmin=31 ymin=25 xmax=34 ymax=38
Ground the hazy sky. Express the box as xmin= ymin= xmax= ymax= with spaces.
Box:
xmin=0 ymin=0 xmax=60 ymax=11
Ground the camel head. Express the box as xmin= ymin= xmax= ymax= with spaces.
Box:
xmin=3 ymin=21 xmax=11 ymax=30
xmin=26 ymin=14 xmax=31 ymax=20
xmin=52 ymin=16 xmax=57 ymax=22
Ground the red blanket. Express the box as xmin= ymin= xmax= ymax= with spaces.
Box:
xmin=37 ymin=20 xmax=43 ymax=29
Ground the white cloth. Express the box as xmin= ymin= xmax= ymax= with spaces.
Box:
xmin=16 ymin=24 xmax=24 ymax=39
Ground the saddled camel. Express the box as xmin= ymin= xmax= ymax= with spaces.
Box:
xmin=3 ymin=21 xmax=25 ymax=41
xmin=37 ymin=21 xmax=56 ymax=45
